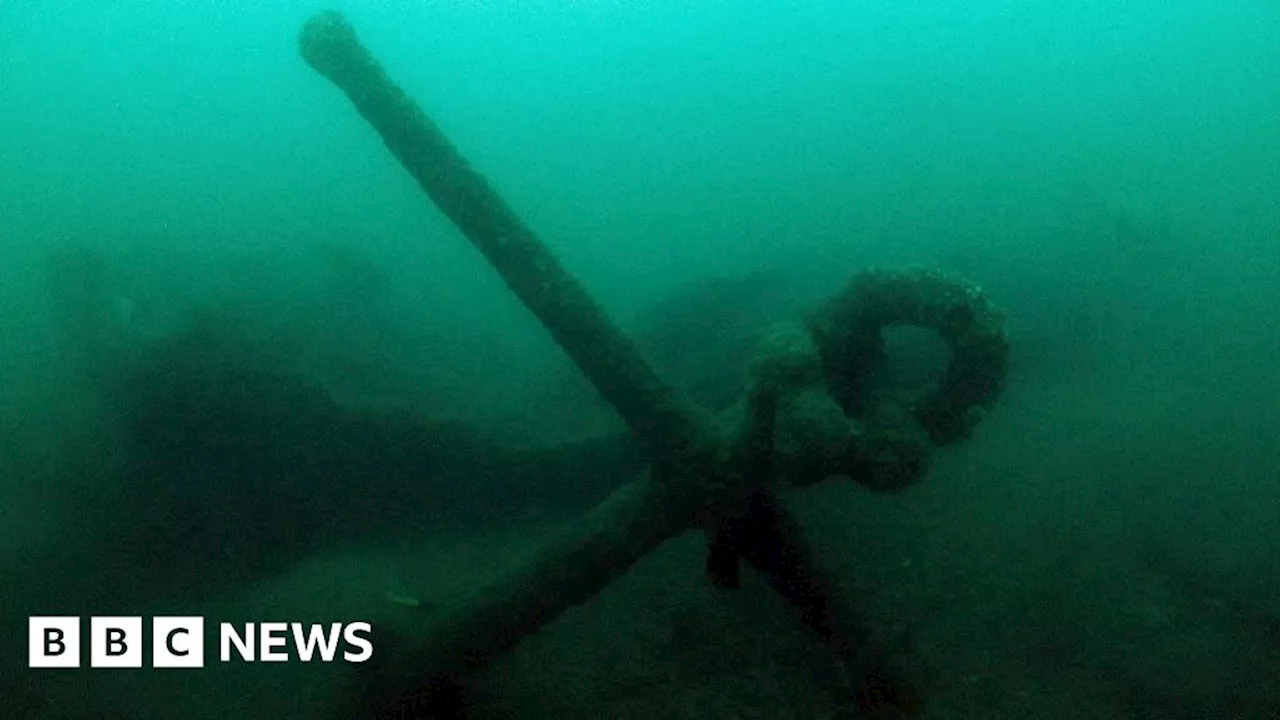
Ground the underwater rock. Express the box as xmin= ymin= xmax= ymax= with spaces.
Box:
xmin=37 ymin=312 xmax=646 ymax=603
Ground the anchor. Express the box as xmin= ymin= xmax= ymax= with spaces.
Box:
xmin=298 ymin=12 xmax=1008 ymax=718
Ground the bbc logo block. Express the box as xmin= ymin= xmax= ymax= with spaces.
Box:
xmin=90 ymin=617 xmax=143 ymax=668
xmin=153 ymin=616 xmax=204 ymax=668
xmin=29 ymin=616 xmax=204 ymax=669
xmin=28 ymin=617 xmax=80 ymax=668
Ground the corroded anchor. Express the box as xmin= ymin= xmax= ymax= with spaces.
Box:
xmin=299 ymin=11 xmax=1007 ymax=718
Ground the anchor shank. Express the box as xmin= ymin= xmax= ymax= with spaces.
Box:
xmin=299 ymin=11 xmax=708 ymax=462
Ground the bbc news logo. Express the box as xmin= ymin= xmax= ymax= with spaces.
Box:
xmin=29 ymin=617 xmax=373 ymax=668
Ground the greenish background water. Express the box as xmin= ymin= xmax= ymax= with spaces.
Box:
xmin=2 ymin=2 xmax=1277 ymax=718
